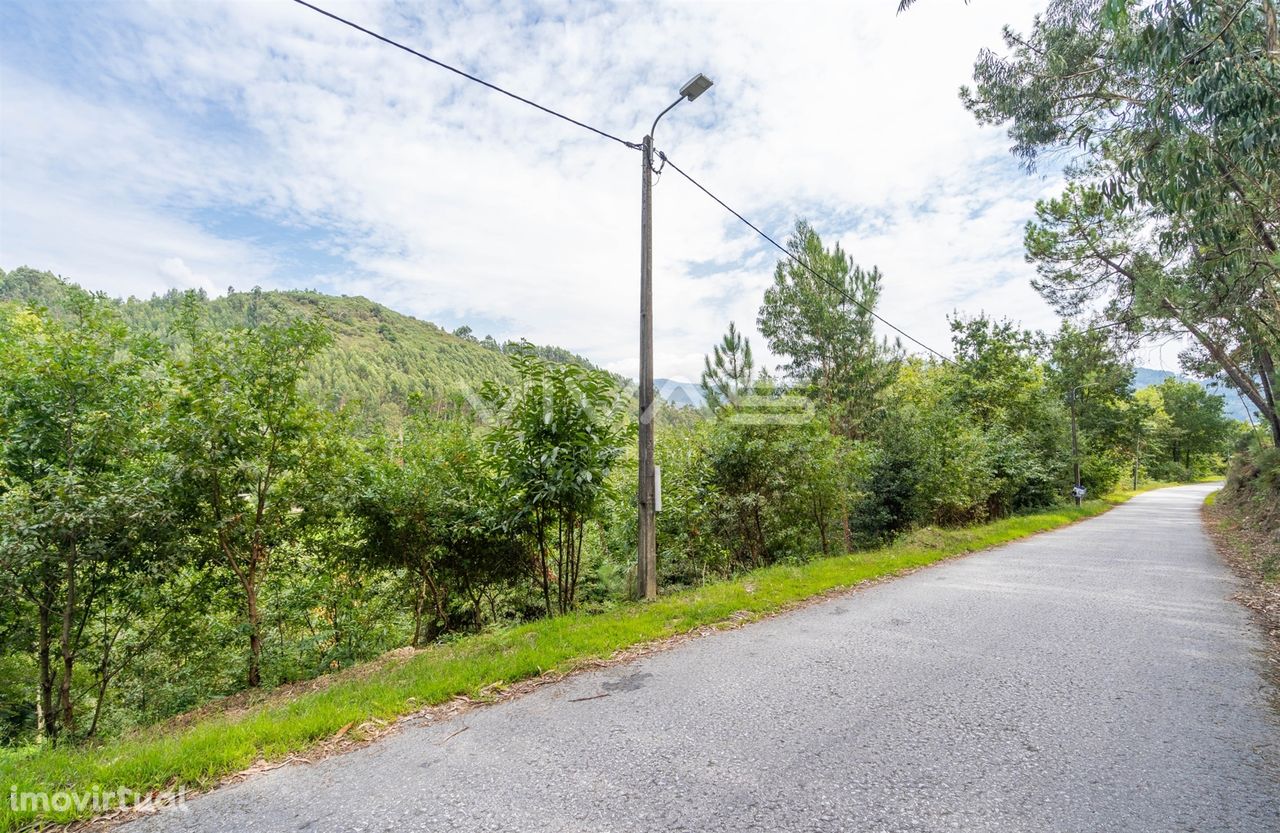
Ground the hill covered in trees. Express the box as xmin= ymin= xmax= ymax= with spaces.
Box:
xmin=0 ymin=267 xmax=606 ymax=429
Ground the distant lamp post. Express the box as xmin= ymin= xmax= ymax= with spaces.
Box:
xmin=637 ymin=73 xmax=713 ymax=601
xmin=1068 ymin=381 xmax=1099 ymax=506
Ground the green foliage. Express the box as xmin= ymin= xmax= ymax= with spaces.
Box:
xmin=0 ymin=267 xmax=606 ymax=432
xmin=700 ymin=404 xmax=853 ymax=568
xmin=484 ymin=351 xmax=630 ymax=615
xmin=353 ymin=409 xmax=525 ymax=641
xmin=0 ymin=257 xmax=1234 ymax=772
xmin=652 ymin=421 xmax=729 ymax=584
xmin=1 ymin=492 xmax=1126 ymax=831
xmin=700 ymin=321 xmax=758 ymax=412
xmin=964 ymin=0 xmax=1280 ymax=443
xmin=758 ymin=220 xmax=900 ymax=439
xmin=1146 ymin=377 xmax=1236 ymax=477
xmin=856 ymin=361 xmax=993 ymax=540
xmin=0 ymin=292 xmax=173 ymax=743
xmin=166 ymin=296 xmax=333 ymax=689
xmin=949 ymin=315 xmax=1068 ymax=512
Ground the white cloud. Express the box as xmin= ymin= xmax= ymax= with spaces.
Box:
xmin=4 ymin=0 xmax=1174 ymax=377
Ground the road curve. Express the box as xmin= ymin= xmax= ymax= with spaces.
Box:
xmin=129 ymin=484 xmax=1279 ymax=832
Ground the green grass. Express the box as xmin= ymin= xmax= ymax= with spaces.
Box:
xmin=0 ymin=487 xmax=1175 ymax=830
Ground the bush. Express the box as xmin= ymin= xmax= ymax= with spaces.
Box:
xmin=1079 ymin=449 xmax=1127 ymax=496
xmin=986 ymin=436 xmax=1060 ymax=515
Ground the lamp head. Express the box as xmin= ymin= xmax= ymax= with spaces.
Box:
xmin=679 ymin=73 xmax=714 ymax=102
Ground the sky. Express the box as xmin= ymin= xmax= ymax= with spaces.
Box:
xmin=0 ymin=0 xmax=1188 ymax=379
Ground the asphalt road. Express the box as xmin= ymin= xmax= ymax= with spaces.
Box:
xmin=129 ymin=484 xmax=1279 ymax=832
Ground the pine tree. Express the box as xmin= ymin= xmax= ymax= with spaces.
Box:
xmin=700 ymin=322 xmax=756 ymax=411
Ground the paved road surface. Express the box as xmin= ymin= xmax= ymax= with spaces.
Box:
xmin=130 ymin=484 xmax=1279 ymax=832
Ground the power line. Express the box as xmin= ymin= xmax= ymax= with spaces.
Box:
xmin=291 ymin=0 xmax=1116 ymax=365
xmin=656 ymin=150 xmax=956 ymax=364
xmin=291 ymin=0 xmax=639 ymax=150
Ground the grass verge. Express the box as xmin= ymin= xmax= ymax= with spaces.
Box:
xmin=0 ymin=485 xmax=1176 ymax=830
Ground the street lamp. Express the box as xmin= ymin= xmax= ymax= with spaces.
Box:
xmin=637 ymin=73 xmax=713 ymax=601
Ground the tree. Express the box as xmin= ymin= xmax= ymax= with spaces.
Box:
xmin=857 ymin=360 xmax=995 ymax=539
xmin=949 ymin=316 xmax=1046 ymax=430
xmin=0 ymin=294 xmax=170 ymax=742
xmin=758 ymin=219 xmax=900 ymax=440
xmin=167 ymin=296 xmax=332 ymax=687
xmin=1120 ymin=387 xmax=1171 ymax=487
xmin=1154 ymin=377 xmax=1235 ymax=473
xmin=1047 ymin=322 xmax=1135 ymax=494
xmin=965 ymin=0 xmax=1280 ymax=443
xmin=484 ymin=351 xmax=629 ymax=615
xmin=354 ymin=432 xmax=448 ymax=646
xmin=354 ymin=409 xmax=523 ymax=642
xmin=948 ymin=315 xmax=1066 ymax=513
xmin=700 ymin=322 xmax=757 ymax=412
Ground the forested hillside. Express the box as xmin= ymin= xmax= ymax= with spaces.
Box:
xmin=0 ymin=267 xmax=606 ymax=429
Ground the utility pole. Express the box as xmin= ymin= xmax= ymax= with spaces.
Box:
xmin=1070 ymin=389 xmax=1081 ymax=506
xmin=637 ymin=74 xmax=713 ymax=601
xmin=637 ymin=131 xmax=657 ymax=600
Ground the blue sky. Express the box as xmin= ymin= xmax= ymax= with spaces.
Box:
xmin=3 ymin=0 xmax=1172 ymax=378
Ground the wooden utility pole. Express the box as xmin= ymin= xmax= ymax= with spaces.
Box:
xmin=1070 ymin=389 xmax=1082 ymax=506
xmin=635 ymin=74 xmax=712 ymax=602
xmin=637 ymin=132 xmax=657 ymax=600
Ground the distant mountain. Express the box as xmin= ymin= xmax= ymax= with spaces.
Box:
xmin=0 ymin=266 xmax=607 ymax=429
xmin=1133 ymin=367 xmax=1253 ymax=422
xmin=655 ymin=378 xmax=706 ymax=409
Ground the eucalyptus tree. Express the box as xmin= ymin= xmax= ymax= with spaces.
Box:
xmin=964 ymin=0 xmax=1280 ymax=442
xmin=166 ymin=295 xmax=332 ymax=688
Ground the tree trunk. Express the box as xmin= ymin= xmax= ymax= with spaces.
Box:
xmin=411 ymin=578 xmax=427 ymax=648
xmin=814 ymin=500 xmax=830 ymax=555
xmin=37 ymin=572 xmax=56 ymax=742
xmin=1258 ymin=348 xmax=1280 ymax=445
xmin=245 ymin=576 xmax=262 ymax=688
xmin=58 ymin=538 xmax=77 ymax=738
xmin=1163 ymin=297 xmax=1279 ymax=443
xmin=752 ymin=504 xmax=767 ymax=565
xmin=87 ymin=632 xmax=115 ymax=739
xmin=424 ymin=570 xmax=448 ymax=636
xmin=535 ymin=513 xmax=552 ymax=617
xmin=556 ymin=514 xmax=566 ymax=615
